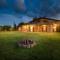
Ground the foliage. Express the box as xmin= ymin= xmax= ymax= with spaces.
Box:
xmin=0 ymin=25 xmax=11 ymax=31
xmin=13 ymin=22 xmax=17 ymax=31
xmin=17 ymin=22 xmax=25 ymax=27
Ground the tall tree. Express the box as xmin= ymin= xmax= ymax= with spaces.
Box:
xmin=13 ymin=22 xmax=17 ymax=31
xmin=17 ymin=22 xmax=24 ymax=27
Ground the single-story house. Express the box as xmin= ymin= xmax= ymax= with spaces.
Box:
xmin=18 ymin=17 xmax=60 ymax=32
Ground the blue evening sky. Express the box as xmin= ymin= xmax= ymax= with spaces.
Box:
xmin=0 ymin=0 xmax=60 ymax=25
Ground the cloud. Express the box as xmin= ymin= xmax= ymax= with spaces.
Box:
xmin=0 ymin=0 xmax=60 ymax=19
xmin=25 ymin=0 xmax=60 ymax=18
xmin=14 ymin=0 xmax=26 ymax=11
xmin=0 ymin=0 xmax=7 ymax=7
xmin=0 ymin=0 xmax=26 ymax=12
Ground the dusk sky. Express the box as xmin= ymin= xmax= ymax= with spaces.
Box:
xmin=0 ymin=0 xmax=60 ymax=25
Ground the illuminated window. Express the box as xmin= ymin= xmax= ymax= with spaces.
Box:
xmin=42 ymin=25 xmax=47 ymax=31
xmin=53 ymin=24 xmax=57 ymax=32
xmin=30 ymin=25 xmax=33 ymax=32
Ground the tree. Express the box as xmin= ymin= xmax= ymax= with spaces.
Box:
xmin=13 ymin=22 xmax=17 ymax=31
xmin=0 ymin=26 xmax=3 ymax=31
xmin=2 ymin=25 xmax=11 ymax=31
xmin=17 ymin=22 xmax=24 ymax=28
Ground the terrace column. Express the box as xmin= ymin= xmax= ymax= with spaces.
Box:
xmin=53 ymin=24 xmax=57 ymax=32
xmin=30 ymin=25 xmax=33 ymax=32
xmin=42 ymin=25 xmax=47 ymax=32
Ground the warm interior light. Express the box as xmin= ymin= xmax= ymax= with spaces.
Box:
xmin=22 ymin=25 xmax=27 ymax=32
xmin=53 ymin=24 xmax=57 ymax=28
xmin=30 ymin=25 xmax=33 ymax=32
xmin=42 ymin=25 xmax=47 ymax=31
xmin=53 ymin=24 xmax=57 ymax=32
xmin=18 ymin=27 xmax=21 ymax=31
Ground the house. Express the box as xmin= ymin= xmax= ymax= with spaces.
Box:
xmin=18 ymin=17 xmax=60 ymax=32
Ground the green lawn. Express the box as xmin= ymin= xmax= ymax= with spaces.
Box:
xmin=0 ymin=31 xmax=60 ymax=60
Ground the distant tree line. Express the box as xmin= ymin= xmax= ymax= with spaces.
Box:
xmin=0 ymin=25 xmax=11 ymax=31
xmin=0 ymin=23 xmax=17 ymax=31
xmin=0 ymin=25 xmax=13 ymax=31
xmin=0 ymin=22 xmax=25 ymax=31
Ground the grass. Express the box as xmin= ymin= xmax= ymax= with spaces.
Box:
xmin=0 ymin=31 xmax=60 ymax=60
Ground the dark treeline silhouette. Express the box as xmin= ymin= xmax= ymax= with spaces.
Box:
xmin=0 ymin=22 xmax=18 ymax=31
xmin=13 ymin=22 xmax=17 ymax=31
xmin=0 ymin=22 xmax=24 ymax=31
xmin=17 ymin=22 xmax=24 ymax=28
xmin=0 ymin=25 xmax=11 ymax=31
